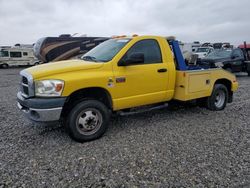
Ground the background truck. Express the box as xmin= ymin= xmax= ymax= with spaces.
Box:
xmin=194 ymin=47 xmax=214 ymax=58
xmin=199 ymin=47 xmax=250 ymax=76
xmin=17 ymin=35 xmax=238 ymax=142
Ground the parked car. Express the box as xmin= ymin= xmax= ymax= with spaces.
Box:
xmin=199 ymin=48 xmax=250 ymax=75
xmin=194 ymin=47 xmax=214 ymax=58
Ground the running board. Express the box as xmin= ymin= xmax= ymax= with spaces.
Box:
xmin=117 ymin=103 xmax=168 ymax=116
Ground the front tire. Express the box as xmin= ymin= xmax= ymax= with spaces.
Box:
xmin=65 ymin=100 xmax=110 ymax=142
xmin=206 ymin=84 xmax=228 ymax=111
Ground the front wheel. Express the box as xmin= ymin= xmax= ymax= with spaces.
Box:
xmin=206 ymin=84 xmax=228 ymax=111
xmin=65 ymin=100 xmax=110 ymax=142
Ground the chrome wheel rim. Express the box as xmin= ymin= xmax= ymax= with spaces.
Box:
xmin=214 ymin=90 xmax=226 ymax=108
xmin=76 ymin=108 xmax=103 ymax=135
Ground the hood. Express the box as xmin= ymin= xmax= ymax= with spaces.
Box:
xmin=195 ymin=52 xmax=206 ymax=54
xmin=25 ymin=60 xmax=104 ymax=79
xmin=201 ymin=57 xmax=230 ymax=63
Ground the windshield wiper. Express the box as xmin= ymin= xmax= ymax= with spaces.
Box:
xmin=82 ymin=56 xmax=98 ymax=62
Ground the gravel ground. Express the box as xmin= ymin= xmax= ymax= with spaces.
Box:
xmin=0 ymin=67 xmax=249 ymax=187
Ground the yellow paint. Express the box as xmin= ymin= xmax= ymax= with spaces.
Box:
xmin=174 ymin=69 xmax=238 ymax=101
xmin=25 ymin=36 xmax=238 ymax=111
xmin=188 ymin=73 xmax=211 ymax=93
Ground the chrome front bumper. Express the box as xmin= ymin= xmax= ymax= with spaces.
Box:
xmin=17 ymin=92 xmax=66 ymax=122
xmin=17 ymin=102 xmax=62 ymax=122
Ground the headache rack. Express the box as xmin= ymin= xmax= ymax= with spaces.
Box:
xmin=166 ymin=38 xmax=210 ymax=71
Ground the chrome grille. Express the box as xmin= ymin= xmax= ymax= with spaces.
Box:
xmin=20 ymin=70 xmax=34 ymax=98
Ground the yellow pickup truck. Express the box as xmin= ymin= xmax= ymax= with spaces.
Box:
xmin=17 ymin=35 xmax=238 ymax=142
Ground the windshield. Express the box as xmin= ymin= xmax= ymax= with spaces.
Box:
xmin=81 ymin=38 xmax=130 ymax=62
xmin=196 ymin=48 xmax=209 ymax=53
xmin=206 ymin=49 xmax=231 ymax=59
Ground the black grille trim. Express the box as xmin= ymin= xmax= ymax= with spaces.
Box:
xmin=22 ymin=76 xmax=28 ymax=84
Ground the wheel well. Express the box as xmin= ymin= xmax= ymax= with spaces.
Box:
xmin=214 ymin=79 xmax=233 ymax=102
xmin=61 ymin=87 xmax=113 ymax=118
xmin=215 ymin=79 xmax=231 ymax=91
xmin=1 ymin=63 xmax=9 ymax=68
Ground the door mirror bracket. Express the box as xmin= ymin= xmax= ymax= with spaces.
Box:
xmin=118 ymin=53 xmax=144 ymax=66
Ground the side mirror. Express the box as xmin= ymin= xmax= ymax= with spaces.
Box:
xmin=118 ymin=53 xmax=144 ymax=66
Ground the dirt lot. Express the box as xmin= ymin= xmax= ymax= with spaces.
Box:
xmin=0 ymin=67 xmax=249 ymax=187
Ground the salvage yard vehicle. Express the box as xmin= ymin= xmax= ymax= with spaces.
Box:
xmin=194 ymin=47 xmax=214 ymax=58
xmin=200 ymin=48 xmax=250 ymax=75
xmin=0 ymin=46 xmax=40 ymax=68
xmin=17 ymin=35 xmax=238 ymax=142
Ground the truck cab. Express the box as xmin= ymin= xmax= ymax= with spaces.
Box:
xmin=17 ymin=35 xmax=238 ymax=142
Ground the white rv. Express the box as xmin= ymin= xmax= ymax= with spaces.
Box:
xmin=0 ymin=46 xmax=40 ymax=68
xmin=179 ymin=41 xmax=201 ymax=53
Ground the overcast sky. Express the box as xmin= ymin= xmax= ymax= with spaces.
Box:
xmin=0 ymin=0 xmax=249 ymax=46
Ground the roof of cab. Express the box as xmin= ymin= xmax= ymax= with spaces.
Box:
xmin=111 ymin=35 xmax=176 ymax=41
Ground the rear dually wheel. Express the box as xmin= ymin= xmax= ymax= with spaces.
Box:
xmin=206 ymin=84 xmax=228 ymax=111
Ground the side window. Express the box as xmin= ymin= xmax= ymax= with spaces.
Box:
xmin=10 ymin=51 xmax=22 ymax=58
xmin=23 ymin=52 xmax=28 ymax=56
xmin=232 ymin=49 xmax=243 ymax=58
xmin=0 ymin=51 xmax=9 ymax=57
xmin=123 ymin=39 xmax=162 ymax=64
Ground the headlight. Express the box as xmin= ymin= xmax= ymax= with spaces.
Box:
xmin=35 ymin=80 xmax=64 ymax=97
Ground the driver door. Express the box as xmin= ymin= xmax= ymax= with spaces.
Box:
xmin=229 ymin=49 xmax=244 ymax=72
xmin=111 ymin=39 xmax=170 ymax=110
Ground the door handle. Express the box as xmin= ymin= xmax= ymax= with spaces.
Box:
xmin=157 ymin=68 xmax=167 ymax=73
